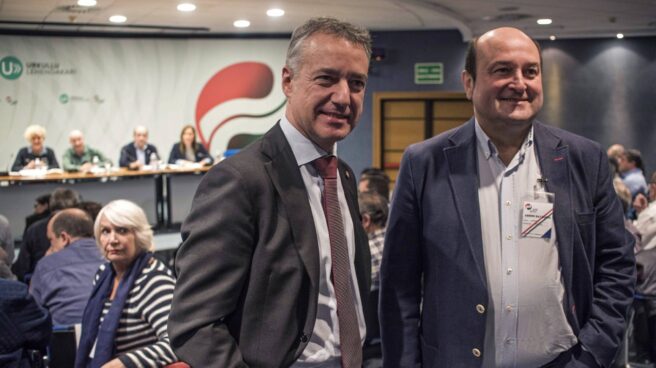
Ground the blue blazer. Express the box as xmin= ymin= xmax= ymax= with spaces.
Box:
xmin=380 ymin=119 xmax=635 ymax=367
xmin=118 ymin=143 xmax=159 ymax=168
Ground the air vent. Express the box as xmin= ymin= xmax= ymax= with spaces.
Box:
xmin=486 ymin=13 xmax=533 ymax=22
xmin=55 ymin=5 xmax=101 ymax=14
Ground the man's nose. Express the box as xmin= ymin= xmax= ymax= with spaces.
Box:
xmin=331 ymin=79 xmax=350 ymax=107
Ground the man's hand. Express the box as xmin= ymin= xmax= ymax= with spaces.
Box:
xmin=129 ymin=161 xmax=143 ymax=170
xmin=80 ymin=162 xmax=93 ymax=173
xmin=634 ymin=193 xmax=649 ymax=214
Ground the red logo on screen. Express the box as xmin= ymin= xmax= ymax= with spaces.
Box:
xmin=195 ymin=62 xmax=285 ymax=151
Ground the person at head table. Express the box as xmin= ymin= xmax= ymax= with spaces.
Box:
xmin=11 ymin=124 xmax=59 ymax=171
xmin=62 ymin=130 xmax=112 ymax=173
xmin=118 ymin=126 xmax=159 ymax=170
xmin=167 ymin=125 xmax=213 ymax=166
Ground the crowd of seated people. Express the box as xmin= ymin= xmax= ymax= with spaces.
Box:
xmin=0 ymin=190 xmax=180 ymax=367
xmin=9 ymin=124 xmax=216 ymax=174
xmin=603 ymin=144 xmax=656 ymax=364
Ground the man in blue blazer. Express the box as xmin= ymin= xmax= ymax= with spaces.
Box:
xmin=118 ymin=125 xmax=159 ymax=169
xmin=380 ymin=27 xmax=635 ymax=367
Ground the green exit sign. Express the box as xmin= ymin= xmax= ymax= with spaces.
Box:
xmin=415 ymin=62 xmax=443 ymax=84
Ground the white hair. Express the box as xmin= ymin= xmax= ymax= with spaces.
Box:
xmin=94 ymin=199 xmax=154 ymax=252
xmin=24 ymin=124 xmax=46 ymax=142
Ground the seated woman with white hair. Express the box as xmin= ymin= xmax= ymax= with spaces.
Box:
xmin=11 ymin=124 xmax=60 ymax=171
xmin=75 ymin=200 xmax=178 ymax=368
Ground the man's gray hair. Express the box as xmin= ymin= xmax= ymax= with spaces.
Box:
xmin=286 ymin=17 xmax=372 ymax=74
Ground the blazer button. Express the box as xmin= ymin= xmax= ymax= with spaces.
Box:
xmin=472 ymin=348 xmax=481 ymax=358
xmin=476 ymin=304 xmax=485 ymax=314
xmin=300 ymin=334 xmax=309 ymax=343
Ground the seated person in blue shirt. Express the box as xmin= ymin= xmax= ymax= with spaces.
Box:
xmin=168 ymin=125 xmax=213 ymax=166
xmin=118 ymin=125 xmax=159 ymax=170
xmin=62 ymin=130 xmax=112 ymax=172
xmin=29 ymin=208 xmax=104 ymax=326
xmin=11 ymin=124 xmax=59 ymax=171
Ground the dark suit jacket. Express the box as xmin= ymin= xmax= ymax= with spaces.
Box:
xmin=11 ymin=215 xmax=52 ymax=282
xmin=167 ymin=142 xmax=213 ymax=165
xmin=168 ymin=123 xmax=371 ymax=367
xmin=0 ymin=279 xmax=52 ymax=367
xmin=380 ymin=119 xmax=635 ymax=368
xmin=118 ymin=143 xmax=159 ymax=168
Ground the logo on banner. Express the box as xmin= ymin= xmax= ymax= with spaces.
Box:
xmin=0 ymin=56 xmax=23 ymax=80
xmin=195 ymin=61 xmax=286 ymax=153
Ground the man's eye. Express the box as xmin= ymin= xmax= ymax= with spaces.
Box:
xmin=350 ymin=80 xmax=366 ymax=91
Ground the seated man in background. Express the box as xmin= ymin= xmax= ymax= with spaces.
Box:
xmin=358 ymin=167 xmax=391 ymax=199
xmin=24 ymin=194 xmax=51 ymax=238
xmin=119 ymin=125 xmax=159 ymax=170
xmin=30 ymin=208 xmax=103 ymax=325
xmin=12 ymin=188 xmax=81 ymax=282
xmin=0 ymin=278 xmax=52 ymax=367
xmin=62 ymin=130 xmax=111 ymax=172
xmin=358 ymin=191 xmax=389 ymax=359
xmin=635 ymin=172 xmax=656 ymax=251
xmin=0 ymin=214 xmax=15 ymax=273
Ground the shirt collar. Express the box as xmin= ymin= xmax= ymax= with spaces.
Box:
xmin=474 ymin=118 xmax=534 ymax=162
xmin=279 ymin=115 xmax=336 ymax=167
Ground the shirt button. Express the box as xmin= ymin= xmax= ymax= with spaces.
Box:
xmin=476 ymin=304 xmax=486 ymax=314
xmin=472 ymin=348 xmax=481 ymax=358
xmin=505 ymin=200 xmax=511 ymax=206
xmin=506 ymin=267 xmax=513 ymax=275
xmin=300 ymin=334 xmax=309 ymax=343
xmin=506 ymin=305 xmax=513 ymax=312
xmin=506 ymin=234 xmax=512 ymax=240
xmin=505 ymin=338 xmax=513 ymax=345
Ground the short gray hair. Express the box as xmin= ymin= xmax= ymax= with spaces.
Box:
xmin=94 ymin=199 xmax=154 ymax=252
xmin=286 ymin=17 xmax=372 ymax=74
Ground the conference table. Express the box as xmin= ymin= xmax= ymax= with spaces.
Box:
xmin=0 ymin=165 xmax=210 ymax=240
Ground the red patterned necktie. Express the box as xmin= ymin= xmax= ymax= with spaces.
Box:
xmin=312 ymin=155 xmax=362 ymax=368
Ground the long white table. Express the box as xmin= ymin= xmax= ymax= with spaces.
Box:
xmin=0 ymin=166 xmax=208 ymax=240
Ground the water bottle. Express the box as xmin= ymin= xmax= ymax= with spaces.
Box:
xmin=150 ymin=152 xmax=159 ymax=170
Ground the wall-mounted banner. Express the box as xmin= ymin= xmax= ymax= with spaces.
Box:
xmin=414 ymin=62 xmax=443 ymax=85
xmin=0 ymin=36 xmax=289 ymax=170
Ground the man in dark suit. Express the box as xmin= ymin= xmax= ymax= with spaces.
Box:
xmin=380 ymin=27 xmax=635 ymax=367
xmin=169 ymin=17 xmax=372 ymax=367
xmin=0 ymin=278 xmax=52 ymax=367
xmin=118 ymin=125 xmax=159 ymax=169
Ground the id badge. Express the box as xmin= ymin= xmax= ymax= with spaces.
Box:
xmin=520 ymin=190 xmax=555 ymax=239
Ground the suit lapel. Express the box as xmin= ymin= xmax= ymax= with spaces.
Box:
xmin=262 ymin=124 xmax=320 ymax=292
xmin=533 ymin=122 xmax=574 ymax=291
xmin=444 ymin=120 xmax=487 ymax=287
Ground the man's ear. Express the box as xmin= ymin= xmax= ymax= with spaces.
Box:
xmin=361 ymin=213 xmax=372 ymax=231
xmin=282 ymin=66 xmax=294 ymax=98
xmin=60 ymin=231 xmax=73 ymax=247
xmin=461 ymin=70 xmax=474 ymax=100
